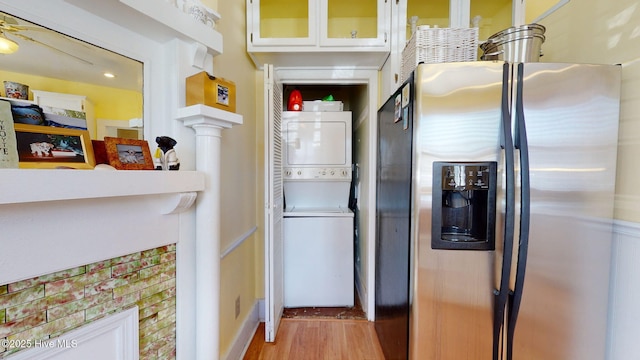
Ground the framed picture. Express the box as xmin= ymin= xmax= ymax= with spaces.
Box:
xmin=14 ymin=123 xmax=95 ymax=169
xmin=104 ymin=137 xmax=154 ymax=170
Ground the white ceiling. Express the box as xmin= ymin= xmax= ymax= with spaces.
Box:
xmin=0 ymin=11 xmax=142 ymax=92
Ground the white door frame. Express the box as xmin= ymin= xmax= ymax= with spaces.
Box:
xmin=273 ymin=67 xmax=379 ymax=321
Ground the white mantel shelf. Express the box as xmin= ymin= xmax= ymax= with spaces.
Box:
xmin=119 ymin=0 xmax=223 ymax=55
xmin=0 ymin=169 xmax=205 ymax=205
xmin=65 ymin=0 xmax=223 ymax=56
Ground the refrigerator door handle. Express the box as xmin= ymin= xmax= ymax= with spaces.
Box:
xmin=494 ymin=62 xmax=516 ymax=360
xmin=506 ymin=63 xmax=531 ymax=359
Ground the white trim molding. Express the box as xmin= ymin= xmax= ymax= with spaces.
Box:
xmin=221 ymin=226 xmax=258 ymax=259
xmin=221 ymin=301 xmax=260 ymax=360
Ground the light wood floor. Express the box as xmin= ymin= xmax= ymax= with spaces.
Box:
xmin=243 ymin=319 xmax=385 ymax=360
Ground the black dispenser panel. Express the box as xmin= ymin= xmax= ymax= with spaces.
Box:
xmin=432 ymin=162 xmax=497 ymax=250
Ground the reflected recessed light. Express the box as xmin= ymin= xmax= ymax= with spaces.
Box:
xmin=0 ymin=32 xmax=19 ymax=54
xmin=103 ymin=72 xmax=116 ymax=78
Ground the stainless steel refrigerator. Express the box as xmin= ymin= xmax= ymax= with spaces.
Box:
xmin=375 ymin=61 xmax=621 ymax=360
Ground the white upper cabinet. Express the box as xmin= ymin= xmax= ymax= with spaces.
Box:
xmin=247 ymin=0 xmax=391 ymax=69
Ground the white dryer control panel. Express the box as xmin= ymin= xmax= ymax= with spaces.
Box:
xmin=284 ymin=167 xmax=351 ymax=180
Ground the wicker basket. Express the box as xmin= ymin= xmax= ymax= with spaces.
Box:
xmin=401 ymin=27 xmax=479 ymax=83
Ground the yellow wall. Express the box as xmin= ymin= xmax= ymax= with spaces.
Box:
xmin=537 ymin=0 xmax=640 ymax=222
xmin=255 ymin=71 xmax=266 ymax=301
xmin=213 ymin=0 xmax=261 ymax=356
xmin=470 ymin=1 xmax=512 ymax=40
xmin=0 ymin=70 xmax=142 ymax=122
xmin=407 ymin=0 xmax=449 ymax=33
xmin=525 ymin=0 xmax=562 ymax=23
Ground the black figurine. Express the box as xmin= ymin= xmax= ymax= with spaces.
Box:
xmin=154 ymin=136 xmax=180 ymax=170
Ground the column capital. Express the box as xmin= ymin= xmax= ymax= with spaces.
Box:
xmin=176 ymin=104 xmax=243 ymax=133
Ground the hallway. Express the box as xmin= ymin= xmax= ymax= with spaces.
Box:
xmin=243 ymin=319 xmax=385 ymax=359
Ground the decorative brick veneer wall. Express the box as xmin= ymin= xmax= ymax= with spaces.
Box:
xmin=0 ymin=244 xmax=177 ymax=359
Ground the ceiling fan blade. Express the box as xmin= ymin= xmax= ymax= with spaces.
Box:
xmin=3 ymin=23 xmax=52 ymax=33
xmin=12 ymin=32 xmax=94 ymax=65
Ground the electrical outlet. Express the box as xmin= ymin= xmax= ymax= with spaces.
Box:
xmin=235 ymin=296 xmax=240 ymax=319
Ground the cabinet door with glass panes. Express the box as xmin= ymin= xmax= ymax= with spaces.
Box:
xmin=320 ymin=0 xmax=389 ymax=48
xmin=248 ymin=0 xmax=318 ymax=47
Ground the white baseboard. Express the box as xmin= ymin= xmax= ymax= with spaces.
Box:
xmin=258 ymin=298 xmax=265 ymax=322
xmin=354 ymin=264 xmax=372 ymax=321
xmin=221 ymin=301 xmax=260 ymax=360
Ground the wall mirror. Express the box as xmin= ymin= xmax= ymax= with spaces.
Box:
xmin=0 ymin=11 xmax=144 ymax=140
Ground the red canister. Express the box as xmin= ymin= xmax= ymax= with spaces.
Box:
xmin=288 ymin=89 xmax=303 ymax=111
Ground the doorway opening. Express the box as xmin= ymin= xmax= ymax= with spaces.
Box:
xmin=281 ymin=83 xmax=369 ymax=320
xmin=264 ymin=67 xmax=379 ymax=343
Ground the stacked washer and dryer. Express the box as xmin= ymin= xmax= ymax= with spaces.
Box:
xmin=282 ymin=110 xmax=354 ymax=308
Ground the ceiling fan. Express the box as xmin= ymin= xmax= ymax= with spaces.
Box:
xmin=0 ymin=13 xmax=93 ymax=65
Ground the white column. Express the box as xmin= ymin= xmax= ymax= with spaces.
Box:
xmin=177 ymin=104 xmax=243 ymax=360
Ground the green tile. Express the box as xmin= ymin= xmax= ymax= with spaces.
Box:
xmin=139 ymin=312 xmax=176 ymax=338
xmin=0 ymin=285 xmax=45 ymax=309
xmin=157 ymin=341 xmax=177 ymax=359
xmin=140 ymin=323 xmax=175 ymax=353
xmin=111 ymin=252 xmax=141 ymax=266
xmin=0 ymin=311 xmax=46 ymax=338
xmin=45 ymin=269 xmax=110 ymax=296
xmin=8 ymin=267 xmax=86 ymax=293
xmin=140 ymin=279 xmax=176 ymax=300
xmin=157 ymin=304 xmax=176 ymax=321
xmin=85 ymin=272 xmax=138 ymax=296
xmin=111 ymin=260 xmax=143 ymax=278
xmin=47 ymin=291 xmax=111 ymax=321
xmin=136 ymin=287 xmax=175 ymax=311
xmin=141 ymin=245 xmax=175 ymax=258
xmin=139 ymin=260 xmax=175 ymax=280
xmin=113 ymin=271 xmax=166 ymax=299
xmin=160 ymin=252 xmax=177 ymax=264
xmin=139 ymin=295 xmax=176 ymax=320
xmin=86 ymin=259 xmax=112 ymax=274
xmin=138 ymin=312 xmax=158 ymax=330
xmin=140 ymin=255 xmax=163 ymax=271
xmin=9 ymin=311 xmax=84 ymax=342
xmin=85 ymin=293 xmax=139 ymax=321
xmin=5 ymin=288 xmax=84 ymax=321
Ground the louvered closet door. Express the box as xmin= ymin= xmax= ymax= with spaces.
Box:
xmin=264 ymin=64 xmax=284 ymax=342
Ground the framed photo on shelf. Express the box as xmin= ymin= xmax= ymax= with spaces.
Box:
xmin=104 ymin=137 xmax=154 ymax=170
xmin=14 ymin=123 xmax=95 ymax=169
